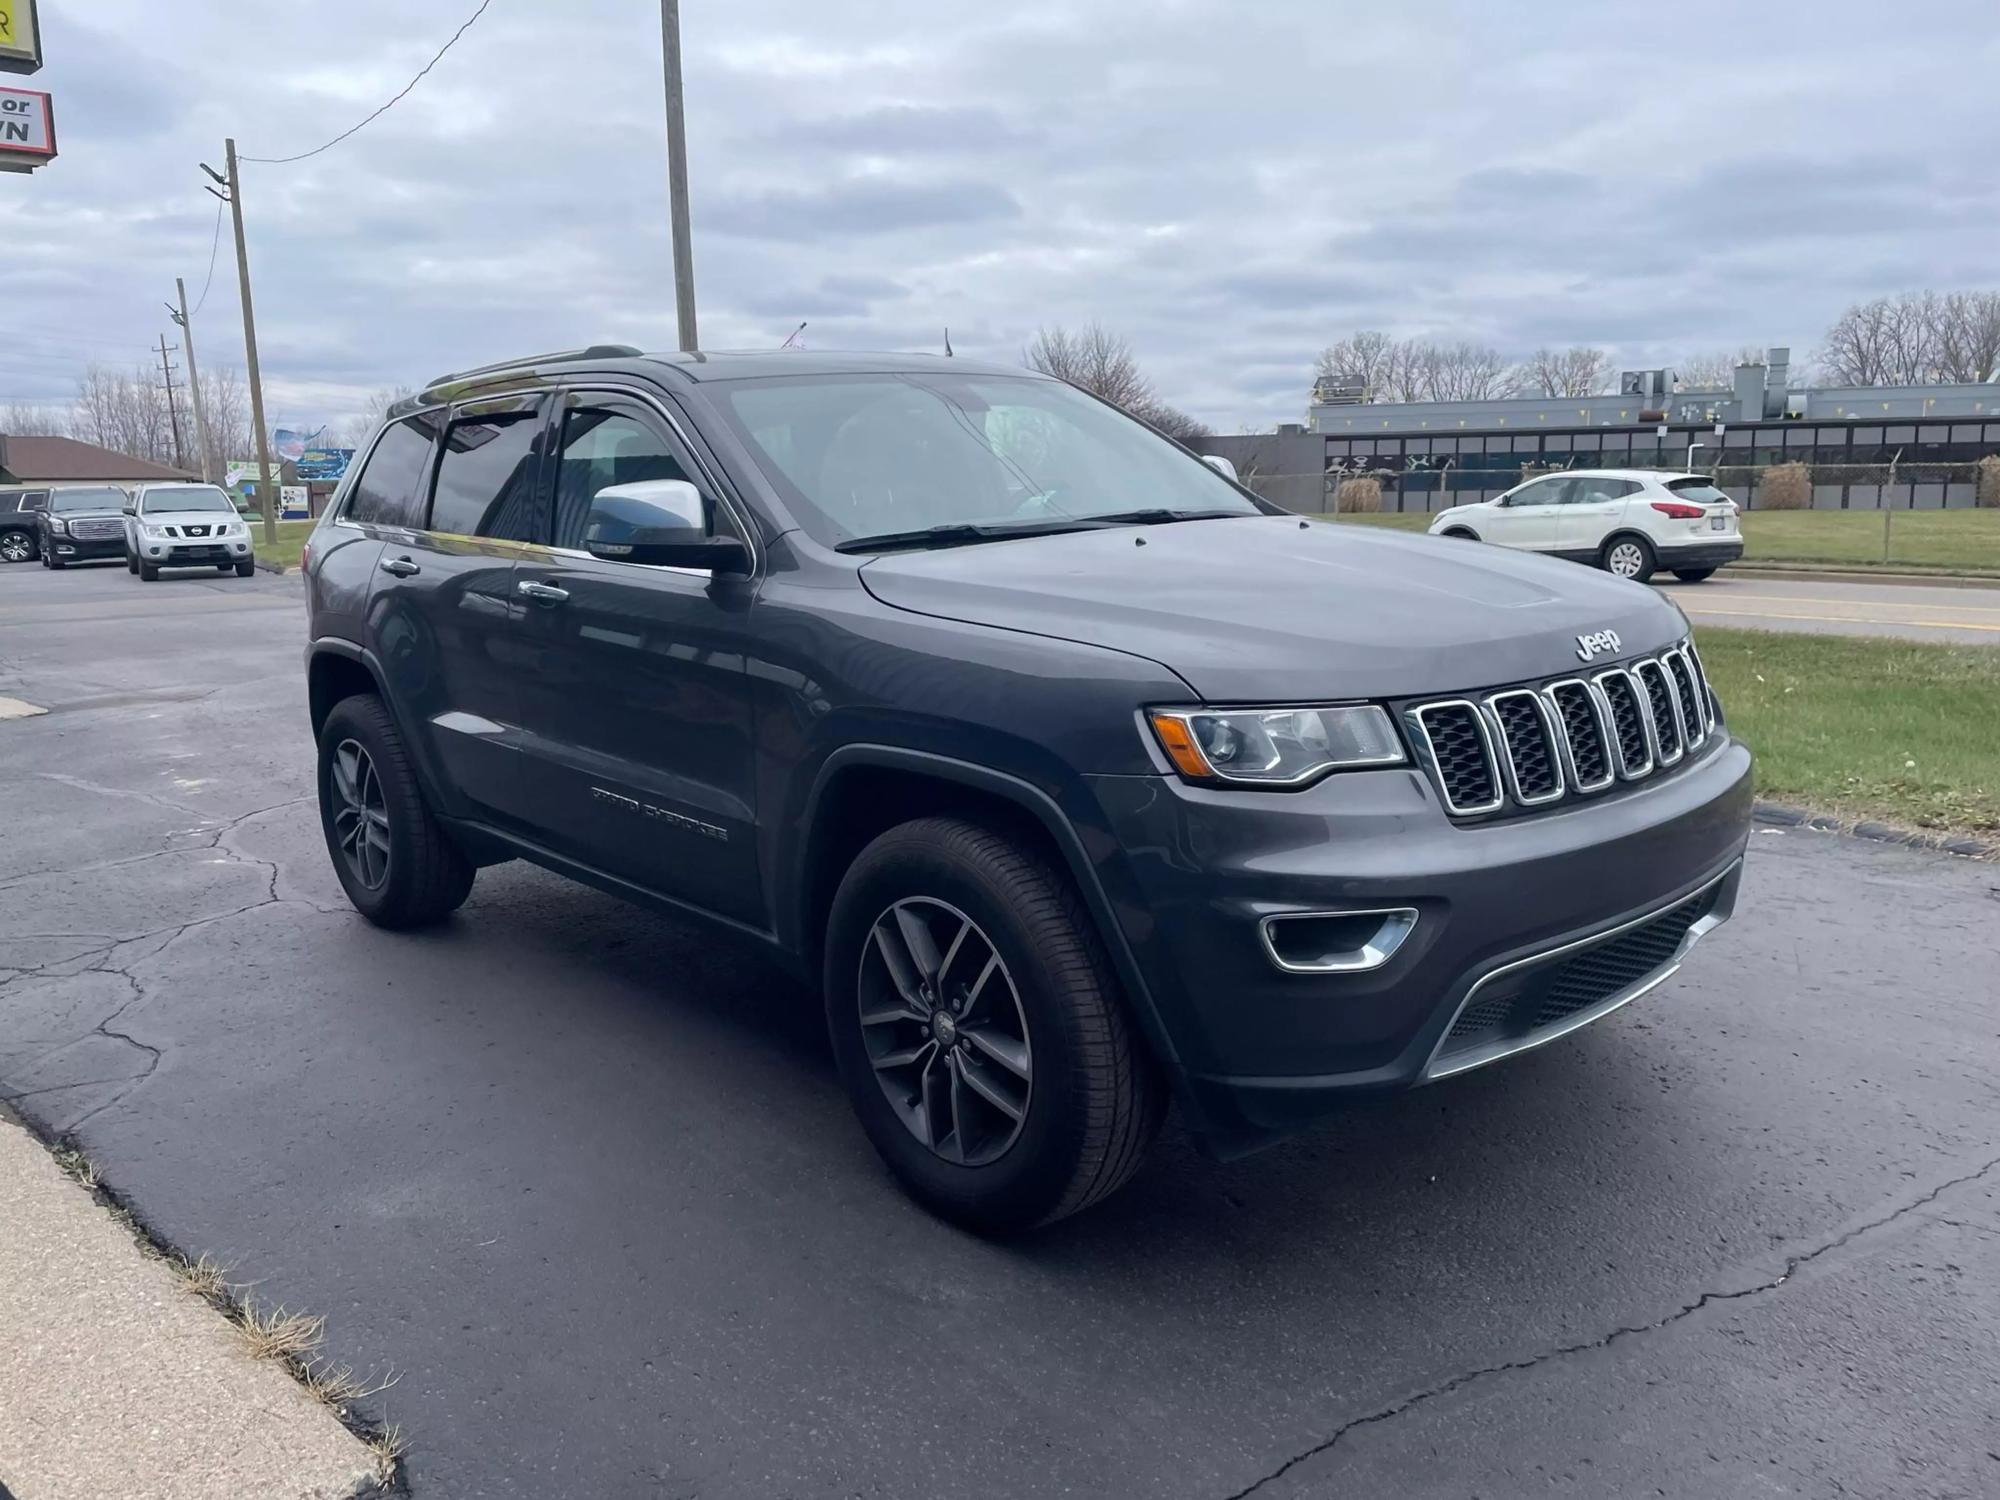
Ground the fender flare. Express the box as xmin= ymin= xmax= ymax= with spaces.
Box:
xmin=788 ymin=744 xmax=1185 ymax=1078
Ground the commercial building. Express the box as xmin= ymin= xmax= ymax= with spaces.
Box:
xmin=0 ymin=434 xmax=192 ymax=489
xmin=1202 ymin=350 xmax=2000 ymax=514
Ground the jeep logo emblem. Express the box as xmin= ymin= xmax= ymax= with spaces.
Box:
xmin=1575 ymin=629 xmax=1622 ymax=663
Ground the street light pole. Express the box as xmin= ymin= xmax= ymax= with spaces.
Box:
xmin=659 ymin=0 xmax=698 ymax=351
xmin=205 ymin=138 xmax=280 ymax=546
xmin=1686 ymin=440 xmax=1705 ymax=470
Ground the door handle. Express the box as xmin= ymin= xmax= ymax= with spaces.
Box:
xmin=379 ymin=556 xmax=420 ymax=577
xmin=516 ymin=580 xmax=570 ymax=605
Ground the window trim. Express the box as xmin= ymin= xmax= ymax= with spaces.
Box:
xmin=544 ymin=380 xmax=763 ymax=579
xmin=334 ymin=401 xmax=450 ymax=533
xmin=425 ymin=391 xmax=551 ymax=543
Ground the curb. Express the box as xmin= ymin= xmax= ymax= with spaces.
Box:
xmin=253 ymin=558 xmax=288 ymax=575
xmin=1753 ymin=800 xmax=1995 ymax=859
xmin=1724 ymin=565 xmax=2000 ymax=589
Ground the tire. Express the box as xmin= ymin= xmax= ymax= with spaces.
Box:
xmin=127 ymin=551 xmax=139 ymax=574
xmin=0 ymin=529 xmax=33 ymax=564
xmin=235 ymin=559 xmax=255 ymax=577
xmin=1600 ymin=534 xmax=1655 ymax=583
xmin=1672 ymin=567 xmax=1716 ymax=583
xmin=139 ymin=563 xmax=158 ymax=581
xmin=48 ymin=554 xmax=66 ymax=570
xmin=824 ymin=816 xmax=1164 ymax=1233
xmin=316 ymin=693 xmax=474 ymax=929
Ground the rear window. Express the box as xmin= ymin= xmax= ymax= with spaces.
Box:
xmin=345 ymin=413 xmax=442 ymax=527
xmin=1665 ymin=479 xmax=1730 ymax=505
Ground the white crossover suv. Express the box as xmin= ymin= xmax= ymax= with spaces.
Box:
xmin=123 ymin=482 xmax=257 ymax=580
xmin=1428 ymin=470 xmax=1744 ymax=583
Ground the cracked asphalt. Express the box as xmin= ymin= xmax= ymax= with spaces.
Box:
xmin=4 ymin=560 xmax=1998 ymax=1499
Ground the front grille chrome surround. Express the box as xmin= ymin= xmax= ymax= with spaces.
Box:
xmin=1410 ymin=640 xmax=1723 ymax=820
xmin=1408 ymin=700 xmax=1505 ymax=817
xmin=1481 ymin=690 xmax=1566 ymax=807
xmin=1541 ymin=678 xmax=1617 ymax=794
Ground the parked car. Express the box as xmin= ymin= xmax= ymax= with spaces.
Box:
xmin=1427 ymin=470 xmax=1744 ymax=582
xmin=37 ymin=486 xmax=131 ymax=568
xmin=122 ymin=482 xmax=257 ymax=579
xmin=0 ymin=487 xmax=50 ymax=563
xmin=304 ymin=349 xmax=1753 ymax=1231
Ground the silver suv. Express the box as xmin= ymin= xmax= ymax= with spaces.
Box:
xmin=124 ymin=483 xmax=257 ymax=579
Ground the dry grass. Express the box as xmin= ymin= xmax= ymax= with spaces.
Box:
xmin=51 ymin=1144 xmax=99 ymax=1188
xmin=1335 ymin=476 xmax=1382 ymax=513
xmin=1979 ymin=454 xmax=2000 ymax=508
xmin=1759 ymin=461 xmax=1811 ymax=510
xmin=236 ymin=1303 xmax=328 ymax=1364
xmin=168 ymin=1252 xmax=231 ymax=1301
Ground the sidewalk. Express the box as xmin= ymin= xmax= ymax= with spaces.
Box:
xmin=0 ymin=1118 xmax=380 ymax=1500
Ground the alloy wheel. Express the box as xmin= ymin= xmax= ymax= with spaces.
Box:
xmin=0 ymin=532 xmax=30 ymax=563
xmin=1608 ymin=542 xmax=1646 ymax=578
xmin=329 ymin=739 xmax=391 ymax=890
xmin=857 ymin=897 xmax=1032 ymax=1166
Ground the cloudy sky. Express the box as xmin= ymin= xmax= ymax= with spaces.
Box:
xmin=6 ymin=0 xmax=1997 ymax=433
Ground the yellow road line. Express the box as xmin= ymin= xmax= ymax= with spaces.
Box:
xmin=1680 ymin=604 xmax=2000 ymax=633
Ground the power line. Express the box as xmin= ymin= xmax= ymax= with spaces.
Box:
xmin=239 ymin=0 xmax=495 ymax=165
xmin=192 ymin=196 xmax=224 ymax=314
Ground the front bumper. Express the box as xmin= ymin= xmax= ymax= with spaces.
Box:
xmin=139 ymin=537 xmax=253 ymax=567
xmin=1656 ymin=538 xmax=1744 ymax=568
xmin=49 ymin=534 xmax=125 ymax=560
xmin=1083 ymin=734 xmax=1753 ymax=1152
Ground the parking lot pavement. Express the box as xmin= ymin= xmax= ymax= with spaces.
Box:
xmin=1661 ymin=572 xmax=2000 ymax=644
xmin=4 ymin=559 xmax=1998 ymax=1499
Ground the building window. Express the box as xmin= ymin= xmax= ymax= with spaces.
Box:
xmin=1512 ymin=435 xmax=1539 ymax=453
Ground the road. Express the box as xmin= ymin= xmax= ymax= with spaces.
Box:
xmin=4 ymin=560 xmax=1998 ymax=1499
xmin=1662 ymin=571 xmax=2000 ymax=644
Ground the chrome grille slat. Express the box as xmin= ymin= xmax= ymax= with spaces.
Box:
xmin=1415 ymin=641 xmax=1718 ymax=818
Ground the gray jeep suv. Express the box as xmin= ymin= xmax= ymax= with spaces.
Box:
xmin=303 ymin=348 xmax=1752 ymax=1230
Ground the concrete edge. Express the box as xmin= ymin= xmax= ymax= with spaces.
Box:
xmin=1752 ymin=800 xmax=1995 ymax=859
xmin=1724 ymin=565 xmax=2000 ymax=589
xmin=254 ymin=557 xmax=289 ymax=575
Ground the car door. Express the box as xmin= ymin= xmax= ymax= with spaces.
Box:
xmin=360 ymin=397 xmax=546 ymax=826
xmin=1484 ymin=476 xmax=1572 ymax=551
xmin=1557 ymin=476 xmax=1641 ymax=558
xmin=507 ymin=387 xmax=764 ymax=928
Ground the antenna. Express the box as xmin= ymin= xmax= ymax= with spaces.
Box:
xmin=780 ymin=321 xmax=807 ymax=350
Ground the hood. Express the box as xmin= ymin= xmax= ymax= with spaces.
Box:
xmin=857 ymin=516 xmax=1688 ymax=701
xmin=51 ymin=503 xmax=126 ymax=520
xmin=140 ymin=510 xmax=242 ymax=527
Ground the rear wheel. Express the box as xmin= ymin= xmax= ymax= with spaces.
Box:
xmin=1672 ymin=567 xmax=1716 ymax=583
xmin=316 ymin=694 xmax=474 ymax=929
xmin=824 ymin=816 xmax=1164 ymax=1233
xmin=1601 ymin=535 xmax=1656 ymax=582
xmin=0 ymin=529 xmax=33 ymax=563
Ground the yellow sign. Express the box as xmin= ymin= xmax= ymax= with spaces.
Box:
xmin=0 ymin=0 xmax=42 ymax=76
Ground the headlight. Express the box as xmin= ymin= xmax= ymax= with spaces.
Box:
xmin=1147 ymin=704 xmax=1406 ymax=787
xmin=47 ymin=517 xmax=68 ymax=534
xmin=142 ymin=523 xmax=170 ymax=538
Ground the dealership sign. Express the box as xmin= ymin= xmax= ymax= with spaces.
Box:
xmin=296 ymin=447 xmax=354 ymax=482
xmin=0 ymin=85 xmax=52 ymax=172
xmin=0 ymin=0 xmax=41 ymax=75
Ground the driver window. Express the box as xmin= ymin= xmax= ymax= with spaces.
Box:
xmin=1512 ymin=478 xmax=1568 ymax=506
xmin=554 ymin=402 xmax=730 ymax=552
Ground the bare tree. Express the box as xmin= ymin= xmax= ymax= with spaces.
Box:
xmin=1816 ymin=290 xmax=2000 ymax=386
xmin=202 ymin=364 xmax=254 ymax=462
xmin=1930 ymin=290 xmax=2000 ymax=383
xmin=1023 ymin=322 xmax=1206 ymax=441
xmin=2 ymin=401 xmax=68 ymax=437
xmin=1674 ymin=347 xmax=1766 ymax=390
xmin=68 ymin=364 xmax=178 ymax=465
xmin=1313 ymin=331 xmax=1398 ymax=397
xmin=1416 ymin=341 xmax=1517 ymax=401
xmin=1311 ymin=332 xmax=1517 ymax=403
xmin=329 ymin=385 xmax=415 ymax=449
xmin=1521 ymin=345 xmax=1613 ymax=397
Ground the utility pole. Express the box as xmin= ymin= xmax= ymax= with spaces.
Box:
xmin=659 ymin=0 xmax=698 ymax=351
xmin=157 ymin=333 xmax=186 ymax=471
xmin=204 ymin=138 xmax=279 ymax=546
xmin=167 ymin=278 xmax=213 ymax=484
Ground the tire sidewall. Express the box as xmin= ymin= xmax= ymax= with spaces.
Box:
xmin=1602 ymin=534 xmax=1655 ymax=582
xmin=316 ymin=697 xmax=438 ymax=924
xmin=825 ymin=831 xmax=1095 ymax=1230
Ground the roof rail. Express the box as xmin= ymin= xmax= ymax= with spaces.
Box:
xmin=420 ymin=344 xmax=644 ymax=394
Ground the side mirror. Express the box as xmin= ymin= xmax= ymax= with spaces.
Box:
xmin=584 ymin=479 xmax=749 ymax=573
xmin=1200 ymin=453 xmax=1239 ymax=482
xmin=122 ymin=504 xmax=136 ymax=516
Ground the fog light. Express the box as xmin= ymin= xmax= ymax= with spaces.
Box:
xmin=1260 ymin=907 xmax=1418 ymax=974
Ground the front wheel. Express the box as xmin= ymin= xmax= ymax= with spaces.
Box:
xmin=235 ymin=559 xmax=255 ymax=577
xmin=1673 ymin=567 xmax=1716 ymax=583
xmin=316 ymin=694 xmax=474 ymax=929
xmin=824 ymin=817 xmax=1164 ymax=1233
xmin=1601 ymin=535 xmax=1656 ymax=583
xmin=138 ymin=562 xmax=158 ymax=580
xmin=127 ymin=551 xmax=139 ymax=574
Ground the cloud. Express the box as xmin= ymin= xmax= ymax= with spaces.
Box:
xmin=4 ymin=0 xmax=1993 ymax=431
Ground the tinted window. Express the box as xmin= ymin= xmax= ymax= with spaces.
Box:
xmin=1665 ymin=478 xmax=1731 ymax=504
xmin=553 ymin=404 xmax=704 ymax=552
xmin=0 ymin=492 xmax=17 ymax=515
xmin=1509 ymin=478 xmax=1569 ymax=505
xmin=346 ymin=414 xmax=441 ymax=527
xmin=141 ymin=486 xmax=234 ymax=513
xmin=429 ymin=410 xmax=543 ymax=540
xmin=50 ymin=486 xmax=127 ymax=512
xmin=1570 ymin=477 xmax=1640 ymax=503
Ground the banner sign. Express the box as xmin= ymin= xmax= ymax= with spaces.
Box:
xmin=273 ymin=427 xmax=322 ymax=463
xmin=0 ymin=0 xmax=41 ymax=76
xmin=0 ymin=85 xmax=53 ymax=172
xmin=295 ymin=447 xmax=353 ymax=482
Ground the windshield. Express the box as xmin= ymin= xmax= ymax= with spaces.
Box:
xmin=710 ymin=372 xmax=1261 ymax=548
xmin=50 ymin=487 xmax=127 ymax=513
xmin=1665 ymin=478 xmax=1732 ymax=505
xmin=141 ymin=486 xmax=235 ymax=514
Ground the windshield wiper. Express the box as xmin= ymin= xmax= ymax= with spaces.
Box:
xmin=1077 ymin=508 xmax=1246 ymax=527
xmin=834 ymin=519 xmax=1104 ymax=554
